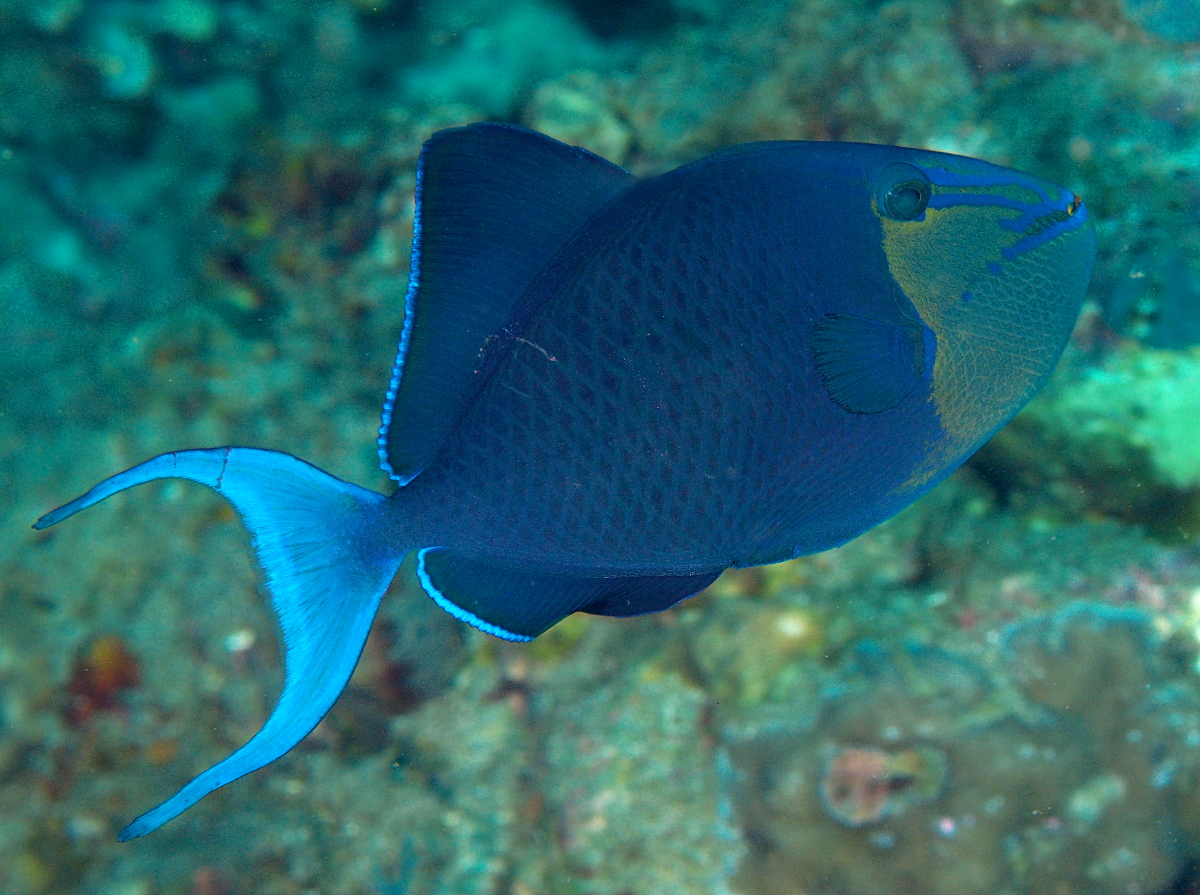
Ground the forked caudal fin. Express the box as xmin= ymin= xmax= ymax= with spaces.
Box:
xmin=34 ymin=448 xmax=404 ymax=840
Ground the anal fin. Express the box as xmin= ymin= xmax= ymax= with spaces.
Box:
xmin=417 ymin=549 xmax=721 ymax=641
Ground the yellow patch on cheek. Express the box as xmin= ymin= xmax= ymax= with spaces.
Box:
xmin=880 ymin=205 xmax=1020 ymax=488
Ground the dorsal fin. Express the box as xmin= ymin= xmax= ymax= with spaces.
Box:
xmin=378 ymin=123 xmax=633 ymax=484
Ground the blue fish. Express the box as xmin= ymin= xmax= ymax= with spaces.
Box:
xmin=36 ymin=123 xmax=1095 ymax=838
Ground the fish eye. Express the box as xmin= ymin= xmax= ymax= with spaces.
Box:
xmin=877 ymin=163 xmax=932 ymax=221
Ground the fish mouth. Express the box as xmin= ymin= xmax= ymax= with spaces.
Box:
xmin=922 ymin=168 xmax=1091 ymax=260
xmin=996 ymin=186 xmax=1090 ymax=259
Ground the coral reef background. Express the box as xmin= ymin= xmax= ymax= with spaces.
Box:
xmin=4 ymin=0 xmax=1200 ymax=893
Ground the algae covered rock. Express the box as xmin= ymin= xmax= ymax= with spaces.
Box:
xmin=722 ymin=603 xmax=1200 ymax=895
xmin=524 ymin=71 xmax=633 ymax=165
xmin=977 ymin=344 xmax=1200 ymax=533
xmin=542 ymin=668 xmax=742 ymax=895
xmin=688 ymin=592 xmax=826 ymax=710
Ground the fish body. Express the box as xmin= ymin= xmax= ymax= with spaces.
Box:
xmin=394 ymin=139 xmax=1089 ymax=571
xmin=35 ymin=123 xmax=1096 ymax=837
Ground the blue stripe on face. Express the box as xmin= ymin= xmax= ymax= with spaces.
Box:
xmin=922 ymin=167 xmax=1055 ymax=200
xmin=999 ymin=198 xmax=1091 ymax=259
xmin=924 ymin=169 xmax=1090 ymax=261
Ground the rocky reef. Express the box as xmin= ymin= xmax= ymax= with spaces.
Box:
xmin=725 ymin=603 xmax=1200 ymax=895
xmin=6 ymin=0 xmax=1200 ymax=893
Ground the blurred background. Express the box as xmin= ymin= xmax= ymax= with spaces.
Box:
xmin=3 ymin=0 xmax=1200 ymax=892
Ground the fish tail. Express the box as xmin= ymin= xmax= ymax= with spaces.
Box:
xmin=35 ymin=447 xmax=405 ymax=840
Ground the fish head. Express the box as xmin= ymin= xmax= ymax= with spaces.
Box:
xmin=870 ymin=148 xmax=1096 ymax=473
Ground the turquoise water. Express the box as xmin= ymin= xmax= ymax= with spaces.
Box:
xmin=4 ymin=1 xmax=1200 ymax=892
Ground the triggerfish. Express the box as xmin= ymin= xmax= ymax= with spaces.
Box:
xmin=36 ymin=123 xmax=1095 ymax=838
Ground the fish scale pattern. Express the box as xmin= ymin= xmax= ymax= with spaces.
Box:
xmin=406 ymin=152 xmax=943 ymax=572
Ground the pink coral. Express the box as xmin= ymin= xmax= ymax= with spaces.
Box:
xmin=819 ymin=745 xmax=947 ymax=827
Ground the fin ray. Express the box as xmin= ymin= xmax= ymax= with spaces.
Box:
xmin=811 ymin=312 xmax=930 ymax=414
